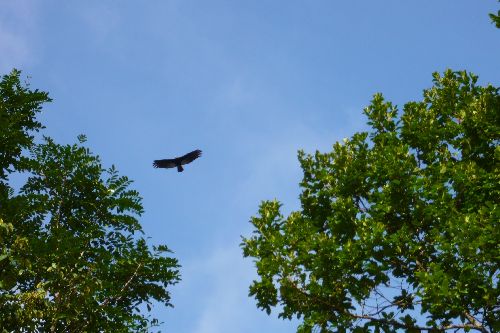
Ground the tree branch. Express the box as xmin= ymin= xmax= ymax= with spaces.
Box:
xmin=285 ymin=279 xmax=490 ymax=332
xmin=101 ymin=262 xmax=143 ymax=307
xmin=464 ymin=312 xmax=489 ymax=333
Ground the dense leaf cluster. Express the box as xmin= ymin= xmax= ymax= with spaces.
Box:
xmin=0 ymin=71 xmax=180 ymax=332
xmin=242 ymin=70 xmax=499 ymax=332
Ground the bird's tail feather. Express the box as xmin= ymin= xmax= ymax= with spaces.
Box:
xmin=177 ymin=165 xmax=184 ymax=172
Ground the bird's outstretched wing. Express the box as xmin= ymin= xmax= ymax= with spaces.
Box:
xmin=179 ymin=149 xmax=202 ymax=165
xmin=153 ymin=158 xmax=178 ymax=169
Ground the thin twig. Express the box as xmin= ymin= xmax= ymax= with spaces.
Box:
xmin=102 ymin=262 xmax=143 ymax=307
xmin=285 ymin=279 xmax=490 ymax=332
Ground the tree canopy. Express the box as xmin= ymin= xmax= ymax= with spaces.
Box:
xmin=0 ymin=70 xmax=180 ymax=332
xmin=242 ymin=70 xmax=500 ymax=333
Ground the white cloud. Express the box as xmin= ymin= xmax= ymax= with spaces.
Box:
xmin=78 ymin=3 xmax=121 ymax=43
xmin=184 ymin=244 xmax=297 ymax=333
xmin=0 ymin=27 xmax=30 ymax=72
xmin=189 ymin=247 xmax=251 ymax=333
xmin=0 ymin=0 xmax=38 ymax=72
xmin=176 ymin=121 xmax=344 ymax=333
xmin=216 ymin=77 xmax=256 ymax=107
xmin=234 ymin=120 xmax=341 ymax=212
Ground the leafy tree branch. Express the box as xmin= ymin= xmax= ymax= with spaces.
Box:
xmin=242 ymin=70 xmax=499 ymax=333
xmin=0 ymin=70 xmax=180 ymax=332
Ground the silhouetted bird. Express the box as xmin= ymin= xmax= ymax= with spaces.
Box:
xmin=153 ymin=149 xmax=202 ymax=172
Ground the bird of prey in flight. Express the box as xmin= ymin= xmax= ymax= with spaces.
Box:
xmin=153 ymin=149 xmax=202 ymax=172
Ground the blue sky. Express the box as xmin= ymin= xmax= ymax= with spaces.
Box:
xmin=1 ymin=1 xmax=499 ymax=332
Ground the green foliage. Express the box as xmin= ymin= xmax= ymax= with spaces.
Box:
xmin=490 ymin=1 xmax=500 ymax=28
xmin=242 ymin=70 xmax=500 ymax=333
xmin=0 ymin=70 xmax=49 ymax=180
xmin=491 ymin=12 xmax=500 ymax=28
xmin=0 ymin=70 xmax=180 ymax=331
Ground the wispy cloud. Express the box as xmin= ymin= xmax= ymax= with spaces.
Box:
xmin=178 ymin=119 xmax=349 ymax=333
xmin=183 ymin=244 xmax=298 ymax=333
xmin=215 ymin=77 xmax=256 ymax=107
xmin=0 ymin=27 xmax=30 ymax=72
xmin=233 ymin=119 xmax=350 ymax=212
xmin=0 ymin=0 xmax=38 ymax=72
xmin=190 ymin=247 xmax=251 ymax=333
xmin=77 ymin=3 xmax=121 ymax=43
